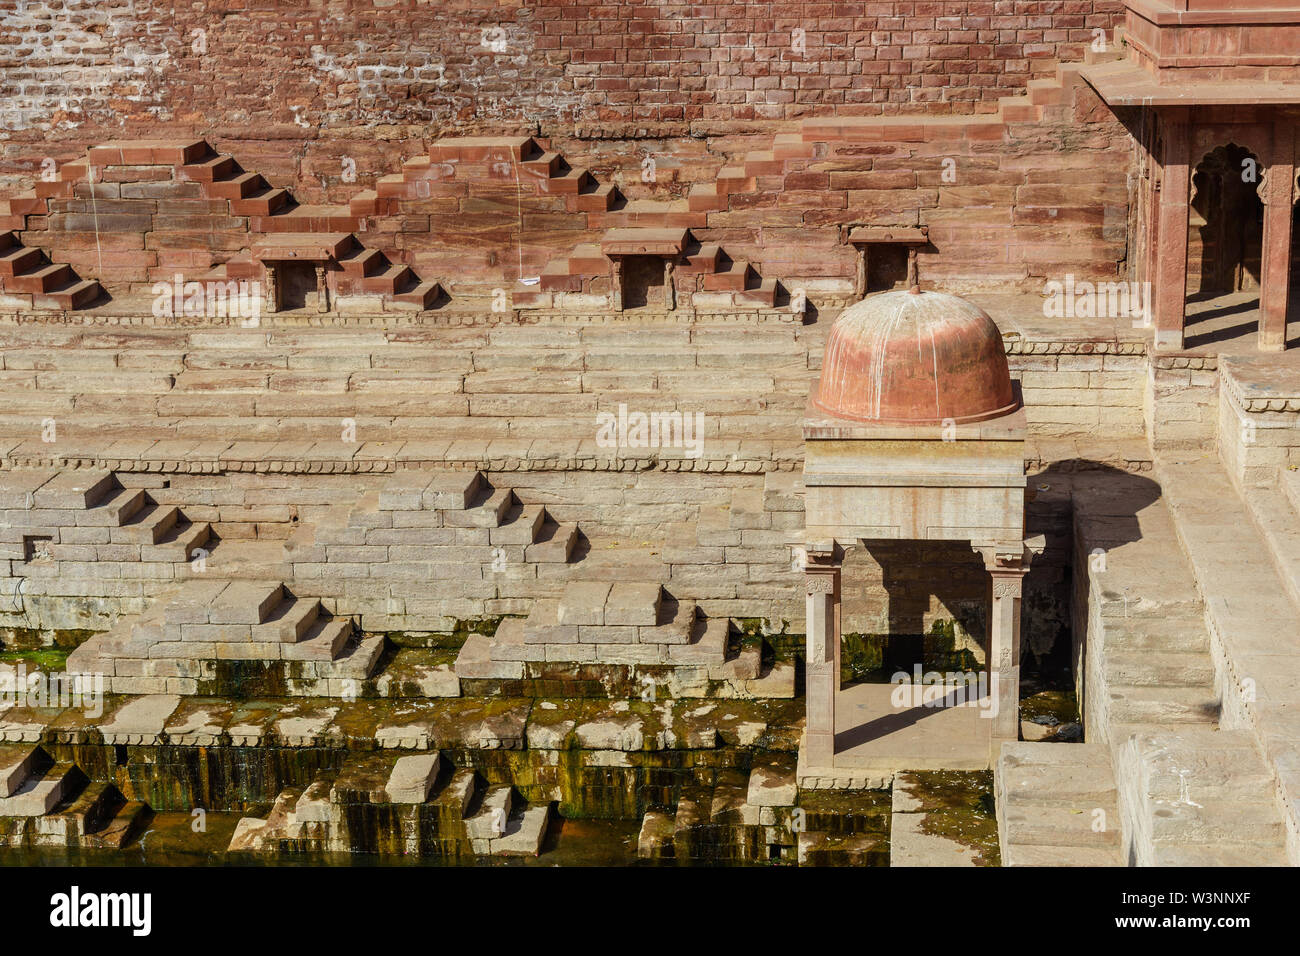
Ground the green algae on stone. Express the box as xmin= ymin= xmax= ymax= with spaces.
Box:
xmin=0 ymin=646 xmax=71 ymax=671
xmin=1018 ymin=688 xmax=1080 ymax=725
xmin=903 ymin=770 xmax=1001 ymax=866
xmin=0 ymin=627 xmax=97 ymax=652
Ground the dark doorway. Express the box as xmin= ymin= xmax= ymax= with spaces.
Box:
xmin=1188 ymin=144 xmax=1264 ymax=296
xmin=866 ymin=244 xmax=909 ymax=293
xmin=622 ymin=255 xmax=666 ymax=309
xmin=276 ymin=261 xmax=318 ymax=311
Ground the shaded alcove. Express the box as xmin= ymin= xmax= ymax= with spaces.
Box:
xmin=1188 ymin=143 xmax=1264 ymax=298
xmin=837 ymin=540 xmax=988 ymax=686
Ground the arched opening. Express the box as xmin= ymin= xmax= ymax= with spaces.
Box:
xmin=1185 ymin=144 xmax=1264 ymax=340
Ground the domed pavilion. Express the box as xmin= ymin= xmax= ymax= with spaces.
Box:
xmin=799 ymin=289 xmax=1032 ymax=785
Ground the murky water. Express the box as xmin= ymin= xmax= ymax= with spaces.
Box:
xmin=0 ymin=812 xmax=646 ymax=867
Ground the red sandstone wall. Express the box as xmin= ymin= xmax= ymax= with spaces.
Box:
xmin=0 ymin=0 xmax=1123 ymax=193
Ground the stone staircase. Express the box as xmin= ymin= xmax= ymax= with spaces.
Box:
xmin=0 ymin=138 xmax=439 ymax=311
xmin=995 ymin=742 xmax=1122 ymax=866
xmin=1158 ymin=451 xmax=1300 ymax=865
xmin=1114 ymin=728 xmax=1286 ymax=866
xmin=636 ymin=753 xmax=802 ymax=864
xmin=287 ymin=469 xmax=581 ymax=632
xmin=0 ymin=745 xmax=150 ymax=850
xmin=66 ymin=577 xmax=381 ymax=697
xmin=230 ymin=751 xmax=550 ymax=858
xmin=0 ymin=468 xmax=215 ymax=631
xmin=1003 ymin=463 xmax=1291 ymax=867
xmin=458 ymin=580 xmax=765 ymax=689
xmin=0 ymin=230 xmax=102 ymax=310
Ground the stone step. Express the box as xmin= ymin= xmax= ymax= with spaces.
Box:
xmin=206 ymin=171 xmax=263 ymax=199
xmin=39 ymin=780 xmax=122 ymax=844
xmin=0 ymin=243 xmax=42 ymax=277
xmin=143 ymin=518 xmax=213 ymax=563
xmin=7 ymin=262 xmax=72 ymax=294
xmin=0 ymin=745 xmax=42 ymax=798
xmin=324 ymin=633 xmax=384 ymax=680
xmin=636 ymin=808 xmax=676 ymax=859
xmin=603 ymin=582 xmax=663 ymax=626
xmin=80 ymin=486 xmax=147 ymax=527
xmin=385 ymin=753 xmax=441 ymax=804
xmin=83 ymin=800 xmax=151 ymax=849
xmin=996 ymin=742 xmax=1122 ymax=867
xmin=282 ymin=616 xmax=354 ymax=661
xmin=1100 ymin=617 xmax=1211 ymax=653
xmin=465 ymin=785 xmax=514 ymax=840
xmin=209 ymin=580 xmax=285 ymax=625
xmin=1001 ymin=844 xmax=1123 ymax=866
xmin=1103 ymin=650 xmax=1216 ymax=687
xmin=0 ymin=761 xmax=81 ymax=816
xmin=488 ymin=502 xmax=546 ymax=546
xmin=996 ymin=742 xmax=1118 ymax=807
xmin=37 ymin=278 xmax=103 ymax=311
xmin=489 ymin=805 xmax=550 ymax=856
xmin=230 ymin=186 xmax=290 ymax=216
xmin=116 ymin=501 xmax=180 ymax=544
xmin=1150 ymin=843 xmax=1289 ymax=866
xmin=391 ymin=279 xmax=442 ymax=310
xmin=1000 ymin=804 xmax=1121 ymax=849
xmin=1148 ymin=800 xmax=1284 ymax=847
xmin=1105 ymin=685 xmax=1220 ymax=725
xmin=1127 ymin=729 xmax=1277 ymax=802
xmin=30 ymin=468 xmax=116 ymax=510
xmin=444 ymin=485 xmax=513 ymax=528
xmin=252 ymin=595 xmax=322 ymax=644
xmin=523 ymin=519 xmax=577 ymax=563
xmin=1119 ymin=725 xmax=1288 ymax=864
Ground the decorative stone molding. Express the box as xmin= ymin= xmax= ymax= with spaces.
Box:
xmin=805 ymin=575 xmax=836 ymax=595
xmin=992 ymin=579 xmax=1021 ymax=598
xmin=0 ymin=450 xmax=808 ymax=477
xmin=1002 ymin=339 xmax=1147 ymax=356
xmin=1220 ymin=370 xmax=1300 ymax=413
xmin=1151 ymin=354 xmax=1218 ymax=371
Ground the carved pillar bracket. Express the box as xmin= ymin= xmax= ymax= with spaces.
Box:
xmin=264 ymin=265 xmax=279 ymax=314
xmin=315 ymin=264 xmax=330 ymax=314
xmin=611 ymin=257 xmax=624 ymax=312
xmin=804 ymin=542 xmax=843 ymax=768
xmin=980 ymin=544 xmax=1030 ymax=742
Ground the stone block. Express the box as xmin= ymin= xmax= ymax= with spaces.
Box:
xmin=604 ymin=582 xmax=663 ymax=626
xmin=386 ymin=753 xmax=441 ymax=804
xmin=557 ymin=580 xmax=612 ymax=626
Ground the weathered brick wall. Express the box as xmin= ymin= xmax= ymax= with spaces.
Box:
xmin=1 ymin=0 xmax=1124 ymax=190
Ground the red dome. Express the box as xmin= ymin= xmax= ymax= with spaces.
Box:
xmin=812 ymin=289 xmax=1016 ymax=424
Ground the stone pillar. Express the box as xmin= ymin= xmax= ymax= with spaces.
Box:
xmin=264 ymin=265 xmax=279 ymax=314
xmin=907 ymin=245 xmax=919 ymax=288
xmin=1153 ymin=109 xmax=1190 ymax=351
xmin=664 ymin=257 xmax=676 ymax=311
xmin=854 ymin=245 xmax=868 ymax=299
xmin=315 ymin=264 xmax=330 ymax=314
xmin=804 ymin=544 xmax=842 ymax=767
xmin=983 ymin=547 xmax=1028 ymax=742
xmin=1259 ymin=121 xmax=1295 ymax=351
xmin=611 ymin=257 xmax=623 ymax=312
